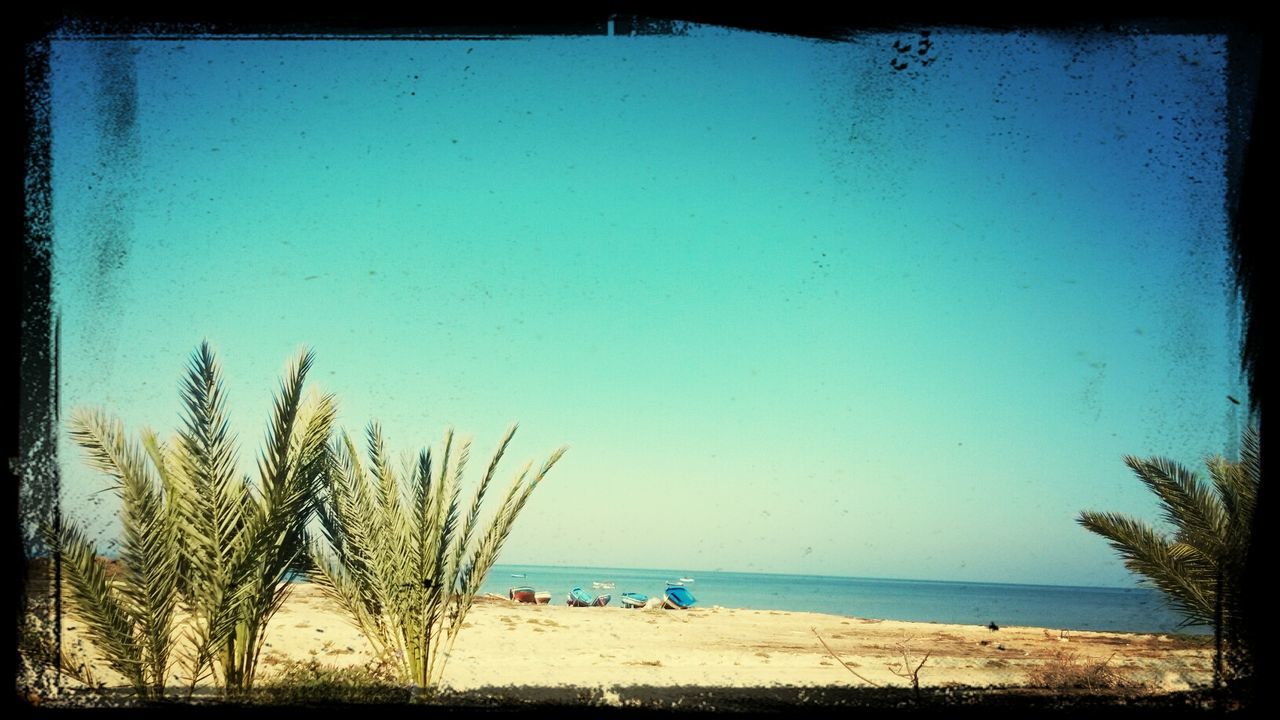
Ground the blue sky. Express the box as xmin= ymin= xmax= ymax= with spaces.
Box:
xmin=44 ymin=26 xmax=1247 ymax=587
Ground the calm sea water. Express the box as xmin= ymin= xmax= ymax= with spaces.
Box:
xmin=485 ymin=564 xmax=1210 ymax=635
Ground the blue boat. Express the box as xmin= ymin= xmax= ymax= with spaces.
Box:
xmin=663 ymin=585 xmax=697 ymax=609
xmin=620 ymin=592 xmax=648 ymax=609
xmin=567 ymin=586 xmax=595 ymax=607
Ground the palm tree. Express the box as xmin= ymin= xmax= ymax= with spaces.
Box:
xmin=48 ymin=415 xmax=185 ymax=699
xmin=309 ymin=422 xmax=566 ymax=691
xmin=51 ymin=342 xmax=336 ymax=697
xmin=172 ymin=342 xmax=336 ymax=694
xmin=1078 ymin=426 xmax=1258 ymax=635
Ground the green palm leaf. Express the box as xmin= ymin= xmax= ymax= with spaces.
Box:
xmin=1077 ymin=511 xmax=1215 ymax=625
xmin=312 ymin=423 xmax=566 ymax=690
xmin=1121 ymin=456 xmax=1228 ymax=559
xmin=64 ymin=409 xmax=182 ymax=697
xmin=1079 ymin=426 xmax=1259 ymax=646
xmin=57 ymin=342 xmax=338 ymax=697
xmin=173 ymin=342 xmax=247 ymax=689
xmin=46 ymin=522 xmax=147 ymax=694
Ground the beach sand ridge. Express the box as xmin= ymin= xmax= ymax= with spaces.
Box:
xmin=37 ymin=582 xmax=1213 ymax=693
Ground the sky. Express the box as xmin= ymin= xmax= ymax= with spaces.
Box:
xmin=40 ymin=25 xmax=1249 ymax=588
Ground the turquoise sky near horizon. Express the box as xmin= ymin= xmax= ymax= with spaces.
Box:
xmin=43 ymin=26 xmax=1248 ymax=588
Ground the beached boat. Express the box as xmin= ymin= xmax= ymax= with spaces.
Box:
xmin=534 ymin=590 xmax=551 ymax=604
xmin=620 ymin=592 xmax=648 ymax=608
xmin=592 ymin=593 xmax=611 ymax=607
xmin=509 ymin=586 xmax=536 ymax=604
xmin=567 ymin=586 xmax=595 ymax=607
xmin=663 ymin=585 xmax=697 ymax=609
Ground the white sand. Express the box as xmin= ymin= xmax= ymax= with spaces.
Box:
xmin=49 ymin=583 xmax=1213 ymax=693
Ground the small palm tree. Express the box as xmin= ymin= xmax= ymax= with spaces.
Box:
xmin=51 ymin=342 xmax=336 ymax=697
xmin=48 ymin=416 xmax=185 ymax=699
xmin=172 ymin=343 xmax=336 ymax=694
xmin=1078 ymin=426 xmax=1258 ymax=633
xmin=172 ymin=345 xmax=337 ymax=691
xmin=309 ymin=422 xmax=566 ymax=691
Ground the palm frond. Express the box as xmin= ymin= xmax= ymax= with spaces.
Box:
xmin=116 ymin=470 xmax=179 ymax=693
xmin=66 ymin=410 xmax=180 ymax=695
xmin=315 ymin=421 xmax=566 ymax=690
xmin=417 ymin=429 xmax=450 ymax=596
xmin=451 ymin=425 xmax=517 ymax=588
xmin=315 ymin=432 xmax=363 ymax=566
xmin=46 ymin=522 xmax=147 ymax=692
xmin=421 ymin=433 xmax=466 ymax=681
xmin=172 ymin=342 xmax=247 ymax=688
xmin=469 ymin=446 xmax=566 ymax=595
xmin=436 ymin=434 xmax=467 ymax=593
xmin=307 ymin=541 xmax=393 ymax=658
xmin=1085 ymin=427 xmax=1260 ymax=641
xmin=140 ymin=429 xmax=190 ymax=600
xmin=227 ymin=356 xmax=334 ymax=693
xmin=1078 ymin=510 xmax=1215 ymax=625
xmin=59 ymin=342 xmax=341 ymax=697
xmin=1238 ymin=426 xmax=1260 ymax=493
xmin=255 ymin=348 xmax=314 ymax=504
xmin=366 ymin=423 xmax=416 ymax=627
xmin=1206 ymin=456 xmax=1252 ymax=550
xmin=1121 ymin=455 xmax=1228 ymax=558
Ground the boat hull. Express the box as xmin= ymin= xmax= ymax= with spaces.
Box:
xmin=620 ymin=592 xmax=648 ymax=608
xmin=509 ymin=586 xmax=536 ymax=604
xmin=534 ymin=591 xmax=551 ymax=604
xmin=567 ymin=587 xmax=594 ymax=607
xmin=663 ymin=586 xmax=697 ymax=609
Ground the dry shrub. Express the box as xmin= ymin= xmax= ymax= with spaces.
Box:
xmin=253 ymin=656 xmax=409 ymax=704
xmin=1025 ymin=649 xmax=1129 ymax=690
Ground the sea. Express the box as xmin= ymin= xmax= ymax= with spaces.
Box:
xmin=485 ymin=564 xmax=1211 ymax=636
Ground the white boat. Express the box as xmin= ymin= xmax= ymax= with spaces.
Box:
xmin=678 ymin=577 xmax=695 ymax=583
xmin=592 ymin=581 xmax=616 ymax=589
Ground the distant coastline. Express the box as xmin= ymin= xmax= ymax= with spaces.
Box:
xmin=481 ymin=563 xmax=1204 ymax=635
xmin=24 ymin=556 xmax=1209 ymax=635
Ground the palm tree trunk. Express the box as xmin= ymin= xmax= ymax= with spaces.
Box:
xmin=1214 ymin=566 xmax=1223 ymax=694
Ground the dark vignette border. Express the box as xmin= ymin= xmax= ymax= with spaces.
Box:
xmin=15 ymin=13 xmax=59 ymax=711
xmin=13 ymin=7 xmax=1266 ymax=717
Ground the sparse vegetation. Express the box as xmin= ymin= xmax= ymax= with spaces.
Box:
xmin=811 ymin=627 xmax=880 ymax=687
xmin=886 ymin=637 xmax=930 ymax=701
xmin=1025 ymin=650 xmax=1129 ymax=690
xmin=253 ymin=657 xmax=409 ymax=704
xmin=308 ymin=422 xmax=566 ymax=691
xmin=44 ymin=342 xmax=336 ymax=698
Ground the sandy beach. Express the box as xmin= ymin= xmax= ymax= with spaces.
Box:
xmin=43 ymin=582 xmax=1213 ymax=695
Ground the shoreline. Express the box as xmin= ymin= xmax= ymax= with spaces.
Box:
xmin=24 ymin=557 xmax=1205 ymax=637
xmin=34 ymin=582 xmax=1213 ymax=695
